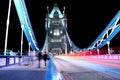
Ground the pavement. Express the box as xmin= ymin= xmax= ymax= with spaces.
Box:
xmin=0 ymin=59 xmax=48 ymax=80
xmin=1 ymin=55 xmax=119 ymax=80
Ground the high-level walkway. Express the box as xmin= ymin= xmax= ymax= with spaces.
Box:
xmin=0 ymin=59 xmax=48 ymax=80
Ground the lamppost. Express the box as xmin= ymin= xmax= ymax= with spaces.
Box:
xmin=97 ymin=41 xmax=99 ymax=55
xmin=4 ymin=0 xmax=12 ymax=55
xmin=20 ymin=23 xmax=24 ymax=57
xmin=63 ymin=35 xmax=67 ymax=55
xmin=106 ymin=32 xmax=111 ymax=55
xmin=19 ymin=23 xmax=24 ymax=65
xmin=28 ymin=42 xmax=31 ymax=54
xmin=107 ymin=41 xmax=111 ymax=55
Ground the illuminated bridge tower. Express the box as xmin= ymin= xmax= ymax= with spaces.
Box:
xmin=42 ymin=3 xmax=81 ymax=54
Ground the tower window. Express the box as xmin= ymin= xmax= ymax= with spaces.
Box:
xmin=50 ymin=30 xmax=52 ymax=34
xmin=53 ymin=29 xmax=60 ymax=36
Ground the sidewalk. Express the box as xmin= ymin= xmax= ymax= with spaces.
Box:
xmin=0 ymin=59 xmax=48 ymax=80
xmin=1 ymin=59 xmax=48 ymax=70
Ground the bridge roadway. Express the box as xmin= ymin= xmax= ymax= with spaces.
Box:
xmin=54 ymin=56 xmax=120 ymax=80
xmin=0 ymin=59 xmax=47 ymax=80
xmin=0 ymin=55 xmax=120 ymax=80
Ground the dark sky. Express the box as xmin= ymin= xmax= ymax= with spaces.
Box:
xmin=0 ymin=0 xmax=120 ymax=52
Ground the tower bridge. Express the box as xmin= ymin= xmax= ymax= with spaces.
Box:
xmin=1 ymin=0 xmax=120 ymax=80
xmin=6 ymin=0 xmax=120 ymax=55
xmin=3 ymin=0 xmax=120 ymax=56
xmin=42 ymin=3 xmax=81 ymax=54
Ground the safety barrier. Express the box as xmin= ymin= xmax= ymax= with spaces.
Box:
xmin=88 ymin=54 xmax=120 ymax=60
xmin=46 ymin=58 xmax=65 ymax=80
xmin=0 ymin=55 xmax=20 ymax=68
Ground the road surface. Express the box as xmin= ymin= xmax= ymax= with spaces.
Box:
xmin=54 ymin=56 xmax=120 ymax=80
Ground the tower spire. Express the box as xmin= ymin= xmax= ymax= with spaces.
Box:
xmin=63 ymin=6 xmax=65 ymax=14
xmin=54 ymin=2 xmax=58 ymax=7
xmin=47 ymin=6 xmax=49 ymax=14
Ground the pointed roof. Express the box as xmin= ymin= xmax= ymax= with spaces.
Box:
xmin=54 ymin=2 xmax=58 ymax=7
xmin=49 ymin=3 xmax=64 ymax=18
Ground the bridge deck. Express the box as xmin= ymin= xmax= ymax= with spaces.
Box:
xmin=0 ymin=59 xmax=47 ymax=80
xmin=54 ymin=56 xmax=120 ymax=80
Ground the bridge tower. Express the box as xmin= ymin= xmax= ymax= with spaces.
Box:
xmin=42 ymin=3 xmax=81 ymax=54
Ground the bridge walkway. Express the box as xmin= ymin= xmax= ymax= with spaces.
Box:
xmin=0 ymin=59 xmax=48 ymax=80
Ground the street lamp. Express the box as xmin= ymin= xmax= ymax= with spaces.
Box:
xmin=63 ymin=35 xmax=67 ymax=55
xmin=19 ymin=23 xmax=24 ymax=65
xmin=20 ymin=23 xmax=24 ymax=57
xmin=28 ymin=42 xmax=31 ymax=54
xmin=107 ymin=41 xmax=111 ymax=55
xmin=4 ymin=0 xmax=12 ymax=55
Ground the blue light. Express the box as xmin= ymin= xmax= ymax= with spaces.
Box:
xmin=13 ymin=0 xmax=40 ymax=51
xmin=49 ymin=6 xmax=64 ymax=18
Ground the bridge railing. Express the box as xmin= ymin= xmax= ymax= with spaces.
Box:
xmin=0 ymin=55 xmax=20 ymax=68
xmin=0 ymin=55 xmax=38 ymax=68
xmin=60 ymin=52 xmax=120 ymax=61
xmin=46 ymin=58 xmax=65 ymax=80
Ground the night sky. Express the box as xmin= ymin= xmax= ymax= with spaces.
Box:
xmin=0 ymin=0 xmax=120 ymax=52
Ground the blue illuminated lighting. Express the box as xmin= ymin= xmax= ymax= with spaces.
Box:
xmin=13 ymin=0 xmax=40 ymax=51
xmin=88 ymin=10 xmax=120 ymax=50
xmin=49 ymin=6 xmax=63 ymax=18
